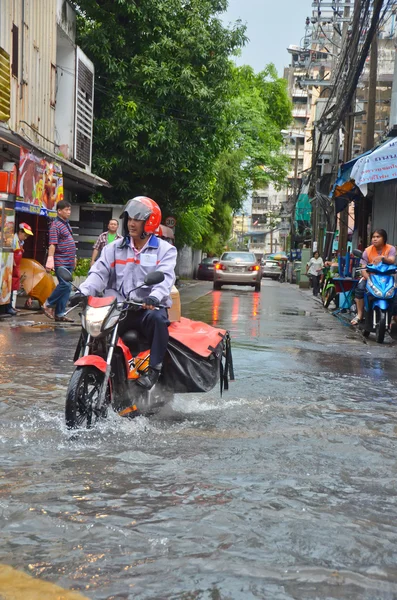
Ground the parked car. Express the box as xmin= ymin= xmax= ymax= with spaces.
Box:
xmin=197 ymin=257 xmax=219 ymax=280
xmin=261 ymin=259 xmax=281 ymax=279
xmin=213 ymin=251 xmax=261 ymax=292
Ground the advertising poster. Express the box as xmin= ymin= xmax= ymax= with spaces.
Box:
xmin=0 ymin=251 xmax=13 ymax=305
xmin=16 ymin=147 xmax=63 ymax=218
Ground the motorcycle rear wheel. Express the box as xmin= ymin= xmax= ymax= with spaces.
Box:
xmin=65 ymin=366 xmax=111 ymax=429
xmin=375 ymin=309 xmax=386 ymax=344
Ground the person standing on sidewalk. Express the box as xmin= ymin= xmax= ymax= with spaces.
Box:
xmin=90 ymin=219 xmax=121 ymax=267
xmin=306 ymin=251 xmax=324 ymax=297
xmin=42 ymin=200 xmax=76 ymax=322
xmin=2 ymin=222 xmax=34 ymax=316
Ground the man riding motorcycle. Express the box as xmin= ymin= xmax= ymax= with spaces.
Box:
xmin=71 ymin=196 xmax=177 ymax=390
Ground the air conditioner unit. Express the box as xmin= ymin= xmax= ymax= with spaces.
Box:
xmin=74 ymin=47 xmax=94 ymax=169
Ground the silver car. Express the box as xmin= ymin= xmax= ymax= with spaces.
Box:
xmin=213 ymin=251 xmax=262 ymax=292
xmin=261 ymin=259 xmax=281 ymax=279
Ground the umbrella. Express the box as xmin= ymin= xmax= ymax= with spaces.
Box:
xmin=19 ymin=258 xmax=56 ymax=305
xmin=269 ymin=253 xmax=288 ymax=261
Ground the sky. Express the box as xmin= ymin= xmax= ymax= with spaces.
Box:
xmin=222 ymin=0 xmax=313 ymax=76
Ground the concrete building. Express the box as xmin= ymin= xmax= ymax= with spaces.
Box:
xmin=247 ymin=185 xmax=290 ymax=257
xmin=0 ymin=0 xmax=108 ymax=263
xmin=232 ymin=213 xmax=250 ymax=249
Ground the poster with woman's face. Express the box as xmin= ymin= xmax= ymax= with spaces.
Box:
xmin=0 ymin=251 xmax=13 ymax=305
xmin=16 ymin=147 xmax=64 ymax=217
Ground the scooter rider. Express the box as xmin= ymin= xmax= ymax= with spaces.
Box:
xmin=351 ymin=229 xmax=396 ymax=326
xmin=72 ymin=196 xmax=177 ymax=390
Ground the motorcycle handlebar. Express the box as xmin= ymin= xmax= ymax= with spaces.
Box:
xmin=119 ymin=300 xmax=162 ymax=311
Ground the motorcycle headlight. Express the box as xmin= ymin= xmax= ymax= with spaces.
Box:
xmin=367 ymin=280 xmax=383 ymax=297
xmin=84 ymin=305 xmax=113 ymax=337
xmin=385 ymin=287 xmax=396 ymax=298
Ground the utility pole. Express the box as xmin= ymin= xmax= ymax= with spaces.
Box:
xmin=338 ymin=0 xmax=360 ymax=255
xmin=356 ymin=31 xmax=379 ymax=249
xmin=290 ymin=136 xmax=300 ymax=251
xmin=365 ymin=34 xmax=378 ymax=151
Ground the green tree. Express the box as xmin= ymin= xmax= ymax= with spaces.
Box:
xmin=198 ymin=64 xmax=292 ymax=253
xmin=73 ymin=0 xmax=245 ymax=226
xmin=73 ymin=1 xmax=291 ymax=250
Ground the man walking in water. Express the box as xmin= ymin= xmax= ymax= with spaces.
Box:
xmin=42 ymin=200 xmax=76 ymax=322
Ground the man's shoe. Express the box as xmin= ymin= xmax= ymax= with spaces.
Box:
xmin=42 ymin=304 xmax=55 ymax=320
xmin=136 ymin=367 xmax=161 ymax=390
xmin=55 ymin=315 xmax=74 ymax=322
xmin=5 ymin=307 xmax=17 ymax=316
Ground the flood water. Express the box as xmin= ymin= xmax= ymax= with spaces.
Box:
xmin=1 ymin=280 xmax=397 ymax=599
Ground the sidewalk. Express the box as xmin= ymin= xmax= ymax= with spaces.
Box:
xmin=298 ymin=285 xmax=355 ymax=327
xmin=0 ymin=280 xmax=213 ymax=328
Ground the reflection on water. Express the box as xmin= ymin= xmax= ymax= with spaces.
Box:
xmin=211 ymin=290 xmax=221 ymax=324
xmin=231 ymin=295 xmax=240 ymax=323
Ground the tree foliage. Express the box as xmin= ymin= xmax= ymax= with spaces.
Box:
xmin=73 ymin=0 xmax=291 ymax=249
xmin=199 ymin=65 xmax=292 ymax=254
xmin=73 ymin=0 xmax=244 ymax=207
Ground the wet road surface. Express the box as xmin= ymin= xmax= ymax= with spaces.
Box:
xmin=1 ymin=280 xmax=397 ymax=599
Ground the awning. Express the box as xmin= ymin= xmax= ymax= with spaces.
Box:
xmin=0 ymin=123 xmax=110 ymax=192
xmin=246 ymin=230 xmax=266 ymax=237
xmin=330 ymin=150 xmax=372 ymax=195
xmin=295 ymin=183 xmax=312 ymax=222
xmin=350 ymin=137 xmax=397 ymax=195
xmin=330 ymin=150 xmax=372 ymax=213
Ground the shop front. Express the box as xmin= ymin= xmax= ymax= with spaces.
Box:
xmin=0 ymin=126 xmax=109 ymax=308
xmin=0 ymin=126 xmax=110 ymax=256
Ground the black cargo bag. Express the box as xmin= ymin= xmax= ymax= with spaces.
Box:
xmin=162 ymin=317 xmax=234 ymax=394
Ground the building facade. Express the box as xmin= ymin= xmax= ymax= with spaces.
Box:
xmin=0 ymin=0 xmax=108 ymax=264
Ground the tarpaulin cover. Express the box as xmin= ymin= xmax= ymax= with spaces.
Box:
xmin=329 ymin=151 xmax=372 ymax=213
xmin=163 ymin=317 xmax=231 ymax=393
xmin=168 ymin=317 xmax=226 ymax=358
xmin=350 ymin=138 xmax=396 ymax=195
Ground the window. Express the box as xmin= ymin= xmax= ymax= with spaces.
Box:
xmin=12 ymin=25 xmax=18 ymax=78
xmin=50 ymin=63 xmax=56 ymax=108
xmin=221 ymin=252 xmax=256 ymax=262
xmin=252 ymin=214 xmax=267 ymax=225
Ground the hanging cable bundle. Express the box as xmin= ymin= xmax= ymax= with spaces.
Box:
xmin=317 ymin=0 xmax=387 ymax=135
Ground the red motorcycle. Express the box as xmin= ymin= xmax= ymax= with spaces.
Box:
xmin=60 ymin=268 xmax=233 ymax=429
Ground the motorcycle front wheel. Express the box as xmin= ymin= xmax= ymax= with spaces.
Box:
xmin=65 ymin=366 xmax=111 ymax=429
xmin=375 ymin=309 xmax=387 ymax=344
xmin=323 ymin=286 xmax=335 ymax=308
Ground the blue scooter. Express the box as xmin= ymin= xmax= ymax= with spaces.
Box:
xmin=354 ymin=250 xmax=397 ymax=343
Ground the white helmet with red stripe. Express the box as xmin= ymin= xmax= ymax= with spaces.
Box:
xmin=19 ymin=222 xmax=33 ymax=235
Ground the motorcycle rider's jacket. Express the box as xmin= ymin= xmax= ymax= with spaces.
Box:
xmin=79 ymin=235 xmax=177 ymax=307
xmin=362 ymin=243 xmax=396 ymax=266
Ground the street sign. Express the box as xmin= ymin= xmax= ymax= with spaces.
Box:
xmin=165 ymin=216 xmax=176 ymax=228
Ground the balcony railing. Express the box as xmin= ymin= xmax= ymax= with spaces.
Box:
xmin=291 ymin=87 xmax=307 ymax=98
xmin=252 ymin=202 xmax=268 ymax=211
xmin=285 ymin=147 xmax=305 ymax=158
xmin=292 ymin=106 xmax=309 ymax=118
xmin=249 ymin=243 xmax=267 ymax=252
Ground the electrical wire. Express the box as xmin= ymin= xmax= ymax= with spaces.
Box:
xmin=317 ymin=0 xmax=386 ymax=135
